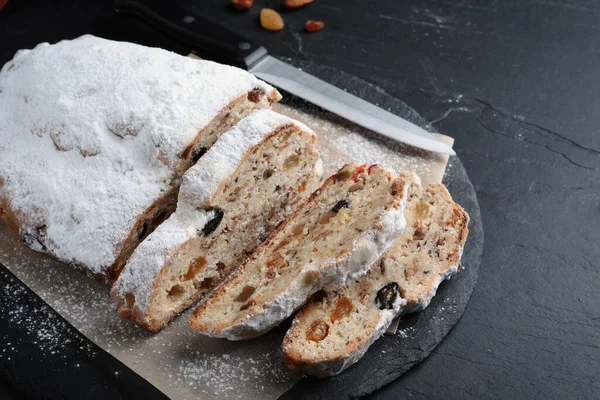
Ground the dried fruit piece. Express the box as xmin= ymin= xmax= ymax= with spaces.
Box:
xmin=284 ymin=0 xmax=313 ymax=8
xmin=235 ymin=285 xmax=256 ymax=302
xmin=306 ymin=319 xmax=329 ymax=342
xmin=332 ymin=168 xmax=352 ymax=181
xmin=292 ymin=224 xmax=305 ymax=237
xmin=319 ymin=211 xmax=335 ymax=225
xmin=352 ymin=164 xmax=367 ymax=182
xmin=330 ymin=296 xmax=354 ymax=322
xmin=267 ymin=252 xmax=288 ymax=269
xmin=232 ymin=0 xmax=253 ymax=10
xmin=200 ymin=208 xmax=224 ymax=236
xmin=260 ymin=8 xmax=284 ymax=31
xmin=247 ymin=88 xmax=263 ymax=102
xmin=375 ymin=282 xmax=400 ymax=310
xmin=305 ymin=19 xmax=325 ymax=33
xmin=348 ymin=182 xmax=364 ymax=192
xmin=184 ymin=256 xmax=207 ymax=281
xmin=368 ymin=164 xmax=381 ymax=174
xmin=331 ymin=199 xmax=350 ymax=213
xmin=263 ymin=168 xmax=274 ymax=179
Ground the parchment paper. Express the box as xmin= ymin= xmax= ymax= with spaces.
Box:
xmin=0 ymin=104 xmax=452 ymax=399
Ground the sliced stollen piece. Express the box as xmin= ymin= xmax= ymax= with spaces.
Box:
xmin=282 ymin=173 xmax=470 ymax=377
xmin=0 ymin=35 xmax=280 ymax=281
xmin=111 ymin=110 xmax=323 ymax=331
xmin=190 ymin=163 xmax=410 ymax=340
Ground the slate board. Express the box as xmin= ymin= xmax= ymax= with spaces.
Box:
xmin=278 ymin=60 xmax=484 ymax=399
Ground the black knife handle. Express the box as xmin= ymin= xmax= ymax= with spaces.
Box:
xmin=113 ymin=0 xmax=267 ymax=69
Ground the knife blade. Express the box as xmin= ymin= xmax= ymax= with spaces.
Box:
xmin=114 ymin=0 xmax=455 ymax=155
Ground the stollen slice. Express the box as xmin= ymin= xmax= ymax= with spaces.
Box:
xmin=190 ymin=163 xmax=410 ymax=340
xmin=0 ymin=35 xmax=280 ymax=281
xmin=111 ymin=110 xmax=322 ymax=331
xmin=282 ymin=172 xmax=470 ymax=376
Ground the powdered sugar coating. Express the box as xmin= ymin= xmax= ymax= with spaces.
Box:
xmin=179 ymin=110 xmax=315 ymax=207
xmin=112 ymin=110 xmax=316 ymax=320
xmin=0 ymin=35 xmax=274 ymax=275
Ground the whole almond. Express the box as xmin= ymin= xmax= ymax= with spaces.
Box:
xmin=232 ymin=0 xmax=253 ymax=10
xmin=284 ymin=0 xmax=313 ymax=8
xmin=260 ymin=8 xmax=284 ymax=31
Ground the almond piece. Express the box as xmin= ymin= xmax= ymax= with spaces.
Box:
xmin=260 ymin=8 xmax=284 ymax=31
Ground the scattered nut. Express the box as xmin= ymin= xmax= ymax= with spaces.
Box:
xmin=284 ymin=0 xmax=313 ymax=8
xmin=232 ymin=0 xmax=253 ymax=10
xmin=260 ymin=8 xmax=284 ymax=31
xmin=305 ymin=19 xmax=325 ymax=32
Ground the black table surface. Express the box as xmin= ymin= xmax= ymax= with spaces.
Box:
xmin=1 ymin=0 xmax=599 ymax=399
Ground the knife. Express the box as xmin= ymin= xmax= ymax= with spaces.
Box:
xmin=113 ymin=0 xmax=455 ymax=155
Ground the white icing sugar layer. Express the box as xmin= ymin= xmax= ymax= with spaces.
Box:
xmin=0 ymin=35 xmax=274 ymax=274
xmin=180 ymin=109 xmax=315 ymax=206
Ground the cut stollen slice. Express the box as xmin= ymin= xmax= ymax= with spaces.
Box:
xmin=111 ymin=109 xmax=322 ymax=331
xmin=281 ymin=172 xmax=470 ymax=377
xmin=0 ymin=35 xmax=280 ymax=281
xmin=190 ymin=163 xmax=410 ymax=340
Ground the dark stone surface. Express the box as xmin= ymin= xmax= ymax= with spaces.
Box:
xmin=0 ymin=268 xmax=169 ymax=400
xmin=1 ymin=0 xmax=599 ymax=399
